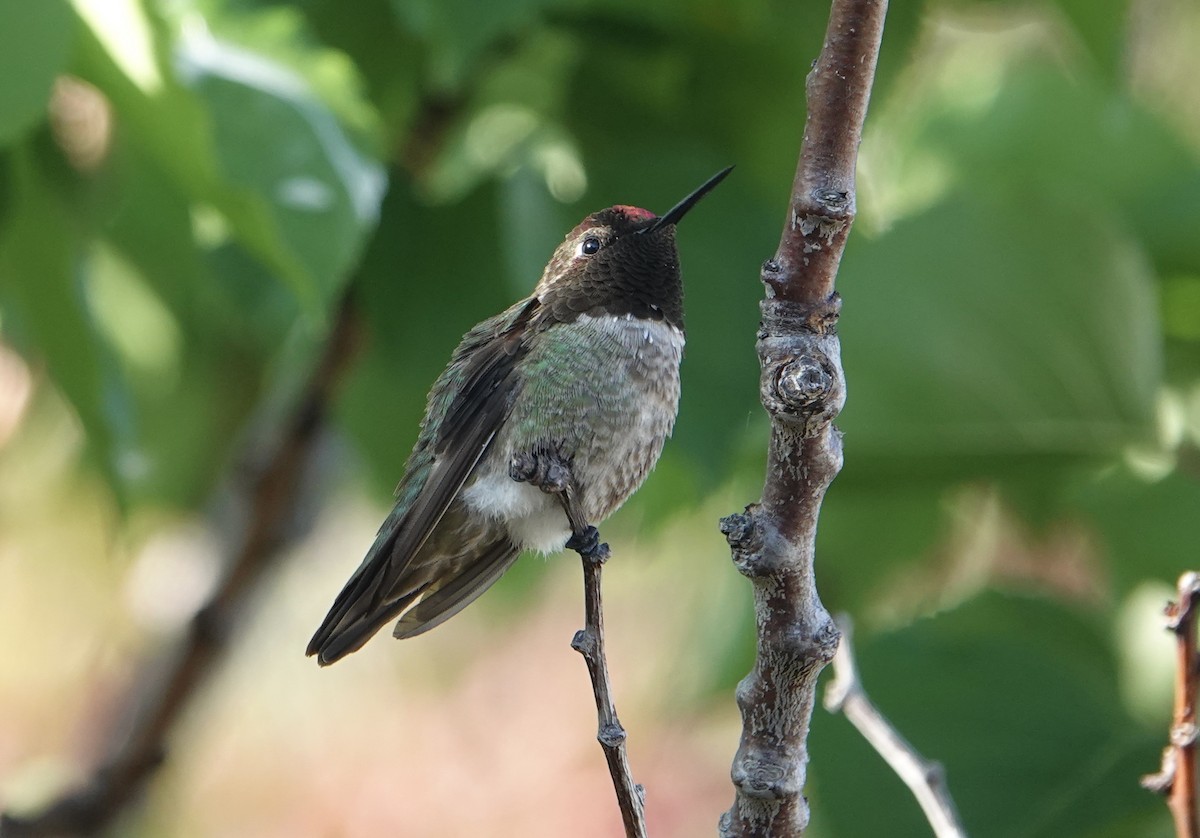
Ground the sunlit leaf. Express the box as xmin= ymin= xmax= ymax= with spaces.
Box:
xmin=0 ymin=145 xmax=130 ymax=488
xmin=1051 ymin=0 xmax=1131 ymax=78
xmin=388 ymin=0 xmax=575 ymax=89
xmin=69 ymin=6 xmax=385 ymax=318
xmin=840 ymin=191 xmax=1161 ymax=469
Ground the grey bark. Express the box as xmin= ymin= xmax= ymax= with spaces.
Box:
xmin=719 ymin=1 xmax=889 ymax=835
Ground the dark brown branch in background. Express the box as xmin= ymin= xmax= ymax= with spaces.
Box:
xmin=1142 ymin=571 xmax=1200 ymax=838
xmin=1 ymin=293 xmax=362 ymax=838
xmin=719 ymin=1 xmax=887 ymax=836
xmin=824 ymin=617 xmax=967 ymax=838
xmin=570 ymin=548 xmax=648 ymax=838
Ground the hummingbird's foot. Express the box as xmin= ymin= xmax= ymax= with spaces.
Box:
xmin=508 ymin=448 xmax=571 ymax=495
xmin=511 ymin=446 xmax=607 ymax=560
xmin=508 ymin=450 xmax=562 ymax=492
xmin=508 ymin=451 xmax=537 ymax=483
xmin=566 ymin=526 xmax=611 ymax=563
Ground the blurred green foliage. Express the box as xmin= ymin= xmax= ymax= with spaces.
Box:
xmin=1 ymin=0 xmax=1199 ymax=835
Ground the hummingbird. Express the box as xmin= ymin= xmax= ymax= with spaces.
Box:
xmin=307 ymin=167 xmax=732 ymax=666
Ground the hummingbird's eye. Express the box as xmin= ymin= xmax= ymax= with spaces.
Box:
xmin=579 ymin=236 xmax=601 ymax=256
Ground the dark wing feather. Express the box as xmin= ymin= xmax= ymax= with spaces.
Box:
xmin=391 ymin=536 xmax=521 ymax=639
xmin=306 ymin=299 xmax=538 ymax=664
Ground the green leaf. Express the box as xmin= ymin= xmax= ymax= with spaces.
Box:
xmin=296 ymin=0 xmax=421 ymax=133
xmin=335 ymin=175 xmax=514 ymax=496
xmin=388 ymin=0 xmax=575 ymax=90
xmin=1051 ymin=0 xmax=1131 ymax=79
xmin=810 ymin=592 xmax=1165 ymax=837
xmin=839 ymin=190 xmax=1161 ymax=471
xmin=1075 ymin=469 xmax=1200 ymax=595
xmin=0 ymin=0 xmax=74 ymax=145
xmin=816 ymin=481 xmax=950 ymax=613
xmin=61 ymin=123 xmax=317 ymax=506
xmin=101 ymin=144 xmax=209 ymax=323
xmin=0 ymin=145 xmax=130 ymax=488
xmin=181 ymin=58 xmax=384 ymax=306
xmin=918 ymin=64 xmax=1200 ymax=278
xmin=69 ymin=5 xmax=385 ymax=318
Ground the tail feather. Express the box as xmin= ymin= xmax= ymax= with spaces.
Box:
xmin=307 ymin=503 xmax=521 ymax=665
xmin=305 ymin=513 xmax=410 ymax=662
xmin=310 ymin=587 xmax=425 ymax=666
xmin=393 ymin=539 xmax=520 ymax=639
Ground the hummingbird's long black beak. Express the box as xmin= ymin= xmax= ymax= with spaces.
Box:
xmin=642 ymin=165 xmax=734 ymax=234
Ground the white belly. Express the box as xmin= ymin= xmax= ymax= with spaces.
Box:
xmin=459 ymin=475 xmax=570 ymax=553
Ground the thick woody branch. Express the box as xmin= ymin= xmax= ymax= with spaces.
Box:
xmin=1 ymin=294 xmax=361 ymax=837
xmin=721 ymin=0 xmax=887 ymax=835
xmin=719 ymin=300 xmax=844 ymax=838
xmin=1142 ymin=571 xmax=1200 ymax=838
xmin=824 ymin=617 xmax=967 ymax=838
xmin=766 ymin=0 xmax=887 ymax=304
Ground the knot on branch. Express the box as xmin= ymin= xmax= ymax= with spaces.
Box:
xmin=570 ymin=628 xmax=597 ymax=658
xmin=924 ymin=760 xmax=948 ymax=789
xmin=598 ymin=722 xmax=627 ymax=748
xmin=733 ymin=615 xmax=840 ymax=697
xmin=1165 ymin=571 xmax=1200 ymax=632
xmin=757 ymin=298 xmax=845 ymax=435
xmin=761 ymin=352 xmax=844 ymax=435
xmin=796 ymin=616 xmax=842 ymax=665
xmin=720 ymin=509 xmax=759 ymax=550
xmin=1170 ymin=721 xmax=1199 ymax=748
xmin=776 ymin=356 xmax=833 ymax=409
xmin=731 ymin=749 xmax=804 ymax=800
xmin=811 ymin=188 xmax=851 ymax=215
xmin=720 ymin=507 xmax=774 ymax=577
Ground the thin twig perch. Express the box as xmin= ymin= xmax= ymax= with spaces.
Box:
xmin=719 ymin=0 xmax=888 ymax=835
xmin=1142 ymin=571 xmax=1200 ymax=838
xmin=824 ymin=616 xmax=968 ymax=838
xmin=1 ymin=293 xmax=361 ymax=837
xmin=571 ymin=546 xmax=648 ymax=838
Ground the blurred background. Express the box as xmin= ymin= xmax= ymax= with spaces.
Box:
xmin=1 ymin=0 xmax=1199 ymax=835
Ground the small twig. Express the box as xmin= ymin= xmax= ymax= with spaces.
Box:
xmin=1 ymin=292 xmax=362 ymax=837
xmin=529 ymin=453 xmax=648 ymax=835
xmin=824 ymin=616 xmax=968 ymax=838
xmin=570 ymin=546 xmax=648 ymax=838
xmin=1141 ymin=571 xmax=1200 ymax=838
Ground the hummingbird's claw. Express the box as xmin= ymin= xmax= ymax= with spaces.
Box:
xmin=508 ymin=448 xmax=569 ymax=494
xmin=512 ymin=446 xmax=607 ymax=560
xmin=508 ymin=451 xmax=538 ymax=483
xmin=566 ymin=525 xmax=598 ymax=554
xmin=542 ymin=461 xmax=570 ymax=494
xmin=567 ymin=526 xmax=610 ymax=562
